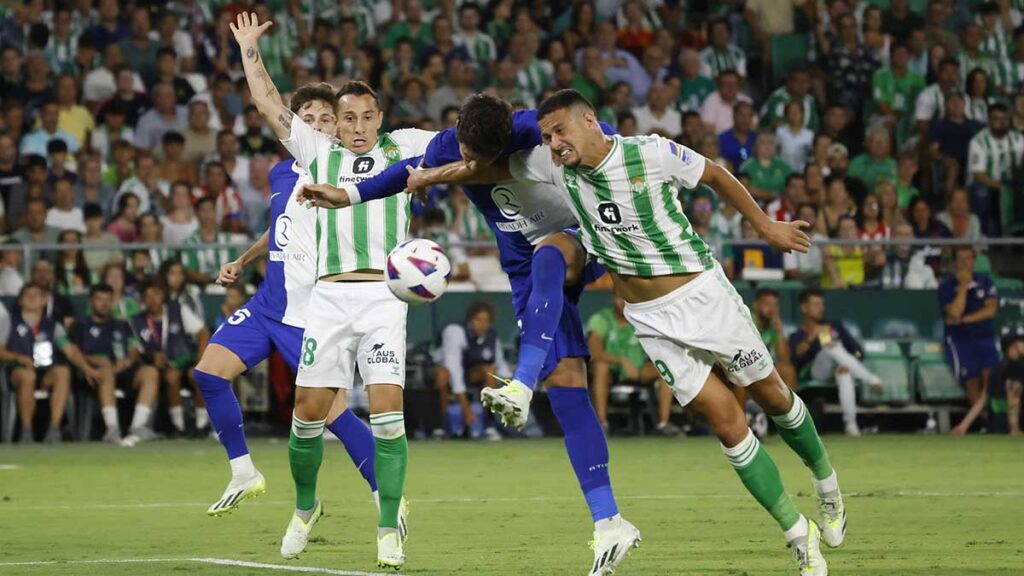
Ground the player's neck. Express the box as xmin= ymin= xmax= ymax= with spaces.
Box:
xmin=581 ymin=135 xmax=614 ymax=170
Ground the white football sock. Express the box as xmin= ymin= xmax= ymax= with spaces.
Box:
xmin=195 ymin=407 xmax=209 ymax=430
xmin=813 ymin=471 xmax=839 ymax=495
xmin=169 ymin=405 xmax=185 ymax=431
xmin=101 ymin=406 xmax=119 ymax=430
xmin=595 ymin=514 xmax=622 ymax=532
xmin=130 ymin=405 xmax=152 ymax=430
xmin=229 ymin=454 xmax=256 ymax=479
xmin=783 ymin=514 xmax=810 ymax=543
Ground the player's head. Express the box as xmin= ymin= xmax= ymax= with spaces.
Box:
xmin=465 ymin=300 xmax=495 ymax=337
xmin=141 ymin=281 xmax=167 ymax=314
xmin=90 ymin=283 xmax=115 ymax=319
xmin=17 ymin=282 xmax=47 ymax=314
xmin=952 ymin=245 xmax=976 ymax=273
xmin=537 ymin=89 xmax=600 ymax=169
xmin=456 ymin=94 xmax=513 ymax=166
xmin=798 ymin=288 xmax=825 ymax=322
xmin=754 ymin=288 xmax=780 ymax=321
xmin=335 ymin=81 xmax=382 ymax=155
xmin=291 ymin=82 xmax=339 ymax=136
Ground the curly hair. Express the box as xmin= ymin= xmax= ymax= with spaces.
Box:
xmin=456 ymin=94 xmax=513 ymax=161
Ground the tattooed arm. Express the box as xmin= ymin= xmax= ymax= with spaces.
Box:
xmin=230 ymin=12 xmax=292 ymax=140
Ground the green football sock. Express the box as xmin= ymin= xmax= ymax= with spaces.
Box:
xmin=289 ymin=416 xmax=325 ymax=511
xmin=772 ymin=391 xmax=834 ymax=480
xmin=371 ymin=411 xmax=408 ymax=529
xmin=723 ymin=430 xmax=802 ymax=531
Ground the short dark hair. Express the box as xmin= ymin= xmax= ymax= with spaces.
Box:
xmin=989 ymin=102 xmax=1010 ymax=115
xmin=139 ymin=279 xmax=165 ymax=297
xmin=162 ymin=131 xmax=185 ymax=146
xmin=466 ymin=300 xmax=495 ymax=321
xmin=156 ymin=46 xmax=177 ymax=60
xmin=194 ymin=196 xmax=216 ymax=212
xmin=537 ymin=89 xmax=595 ymax=122
xmin=90 ymin=283 xmax=115 ymax=297
xmin=785 ymin=173 xmax=805 ymax=187
xmin=18 ymin=282 xmax=47 ymax=300
xmin=83 ymin=202 xmax=104 ymax=220
xmin=456 ymin=94 xmax=513 ymax=160
xmin=799 ymin=287 xmax=824 ymax=304
xmin=755 ymin=287 xmax=780 ymax=300
xmin=336 ymin=80 xmax=379 ymax=105
xmin=939 ymin=56 xmax=960 ymax=70
xmin=46 ymin=139 xmax=68 ymax=155
xmin=290 ymin=82 xmax=338 ymax=114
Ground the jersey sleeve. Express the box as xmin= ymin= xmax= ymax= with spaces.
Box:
xmin=353 ymin=156 xmax=422 ymax=203
xmin=981 ymin=274 xmax=998 ymax=299
xmin=54 ymin=323 xmax=70 ymax=348
xmin=659 ymin=137 xmax=706 ymax=189
xmin=421 ymin=128 xmax=463 ymax=168
xmin=391 ymin=128 xmax=438 ymax=157
xmin=967 ymin=136 xmax=986 ymax=175
xmin=279 ymin=115 xmax=332 ymax=170
xmin=509 ymin=146 xmax=556 ymax=186
xmin=913 ymin=88 xmax=936 ymax=122
xmin=181 ymin=305 xmax=205 ymax=335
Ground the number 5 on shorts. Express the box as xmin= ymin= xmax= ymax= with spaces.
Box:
xmin=655 ymin=360 xmax=674 ymax=387
xmin=301 ymin=337 xmax=318 ymax=367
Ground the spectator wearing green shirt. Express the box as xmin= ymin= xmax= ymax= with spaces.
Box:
xmin=587 ymin=296 xmax=679 ymax=436
xmin=869 ymin=42 xmax=925 ymax=146
xmin=894 ymin=151 xmax=921 ymax=208
xmin=847 ymin=127 xmax=898 ymax=193
xmin=676 ymin=48 xmax=715 ymax=113
xmin=380 ymin=0 xmax=433 ymax=54
xmin=570 ymin=47 xmax=609 ymax=106
xmin=759 ymin=69 xmax=819 ymax=131
xmin=739 ymin=129 xmax=793 ymax=202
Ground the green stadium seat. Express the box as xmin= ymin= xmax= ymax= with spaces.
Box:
xmin=994 ymin=277 xmax=1024 ymax=291
xmin=859 ymin=339 xmax=913 ymax=405
xmin=755 ymin=279 xmax=805 ymax=291
xmin=771 ymin=34 xmax=810 ymax=85
xmin=871 ymin=317 xmax=919 ymax=339
xmin=973 ymin=253 xmax=993 ymax=274
xmin=909 ymin=341 xmax=965 ymax=403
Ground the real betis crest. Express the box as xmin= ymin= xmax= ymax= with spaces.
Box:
xmin=629 ymin=176 xmax=647 ymax=195
xmin=383 ymin=145 xmax=400 ymax=163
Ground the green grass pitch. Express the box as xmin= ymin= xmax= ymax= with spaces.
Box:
xmin=0 ymin=435 xmax=1021 ymax=575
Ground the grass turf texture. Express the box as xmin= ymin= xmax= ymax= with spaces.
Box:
xmin=0 ymin=436 xmax=1021 ymax=575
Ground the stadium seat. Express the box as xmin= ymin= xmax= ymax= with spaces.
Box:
xmin=994 ymin=276 xmax=1024 ymax=291
xmin=974 ymin=253 xmax=993 ymax=274
xmin=841 ymin=319 xmax=864 ymax=342
xmin=755 ymin=279 xmax=805 ymax=291
xmin=859 ymin=339 xmax=913 ymax=405
xmin=871 ymin=317 xmax=919 ymax=339
xmin=771 ymin=34 xmax=810 ymax=84
xmin=908 ymin=341 xmax=965 ymax=403
xmin=931 ymin=319 xmax=945 ymax=340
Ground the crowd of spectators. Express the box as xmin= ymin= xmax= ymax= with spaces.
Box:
xmin=1 ymin=0 xmax=1023 ymax=442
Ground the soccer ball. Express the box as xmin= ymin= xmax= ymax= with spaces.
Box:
xmin=385 ymin=238 xmax=452 ymax=304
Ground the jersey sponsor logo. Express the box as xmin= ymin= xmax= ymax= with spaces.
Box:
xmin=491 ymin=186 xmax=522 ymax=218
xmin=727 ymin=348 xmax=765 ymax=374
xmin=353 ymin=156 xmax=376 ymax=174
xmin=367 ymin=342 xmax=399 ymax=365
xmin=494 ymin=210 xmax=547 ymax=233
xmin=269 ymin=251 xmax=308 ymax=262
xmin=597 ymin=202 xmax=622 ymax=224
xmin=275 ymin=214 xmax=293 ymax=247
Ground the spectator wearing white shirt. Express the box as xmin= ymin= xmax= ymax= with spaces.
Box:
xmin=775 ymin=100 xmax=815 ymax=171
xmin=0 ymin=241 xmax=25 ymax=297
xmin=88 ymin=100 xmax=134 ymax=164
xmin=699 ymin=70 xmax=753 ymax=133
xmin=45 ymin=179 xmax=85 ymax=233
xmin=434 ymin=301 xmax=510 ymax=439
xmin=913 ymin=57 xmax=960 ymax=131
xmin=966 ymin=102 xmax=1024 ymax=236
xmin=161 ymin=181 xmax=199 ymax=246
xmin=114 ymin=152 xmax=166 ymax=215
xmin=134 ymin=83 xmax=188 ymax=151
xmin=784 ymin=203 xmax=827 ymax=284
xmin=631 ymin=83 xmax=681 ymax=136
xmin=699 ymin=18 xmax=747 ymax=79
xmin=208 ymin=130 xmax=251 ymax=193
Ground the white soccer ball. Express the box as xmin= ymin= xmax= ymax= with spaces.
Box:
xmin=385 ymin=238 xmax=452 ymax=305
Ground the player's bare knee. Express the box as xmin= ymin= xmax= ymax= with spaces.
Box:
xmin=368 ymin=383 xmax=404 ymax=414
xmin=196 ymin=344 xmax=246 ymax=379
xmin=747 ymin=372 xmax=792 ymax=415
xmin=294 ymin=388 xmax=335 ymax=421
xmin=548 ymin=357 xmax=587 ymax=388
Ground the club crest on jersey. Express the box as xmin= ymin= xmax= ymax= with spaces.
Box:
xmin=353 ymin=156 xmax=375 ymax=174
xmin=491 ymin=186 xmax=522 ymax=218
xmin=628 ymin=176 xmax=648 ymax=195
xmin=383 ymin=145 xmax=400 ymax=163
xmin=275 ymin=215 xmax=293 ymax=247
xmin=597 ymin=202 xmax=623 ymax=224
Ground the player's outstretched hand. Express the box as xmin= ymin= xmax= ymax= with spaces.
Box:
xmin=405 ymin=164 xmax=432 ymax=199
xmin=297 ymin=183 xmax=351 ymax=209
xmin=759 ymin=219 xmax=812 ymax=254
xmin=229 ymin=11 xmax=272 ymax=46
xmin=217 ymin=260 xmax=243 ymax=286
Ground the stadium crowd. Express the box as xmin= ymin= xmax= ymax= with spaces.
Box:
xmin=0 ymin=0 xmax=1022 ymax=443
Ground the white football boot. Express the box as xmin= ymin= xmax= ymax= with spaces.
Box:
xmin=207 ymin=471 xmax=266 ymax=516
xmin=481 ymin=377 xmax=533 ymax=430
xmin=588 ymin=516 xmax=641 ymax=575
xmin=280 ymin=500 xmax=323 ymax=559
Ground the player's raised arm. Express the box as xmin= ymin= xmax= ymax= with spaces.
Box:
xmin=231 ymin=12 xmax=292 ymax=140
xmin=680 ymin=142 xmax=811 ymax=254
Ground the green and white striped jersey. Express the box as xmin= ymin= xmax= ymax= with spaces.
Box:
xmin=181 ymin=232 xmax=246 ymax=277
xmin=995 ymin=56 xmax=1024 ymax=93
xmin=980 ymin=25 xmax=1010 ymax=61
xmin=281 ymin=118 xmax=434 ymax=277
xmin=967 ymin=128 xmax=1024 ymax=186
xmin=516 ymin=58 xmax=553 ymax=97
xmin=698 ymin=45 xmax=747 ymax=79
xmin=511 ymin=135 xmax=714 ymax=277
xmin=913 ymin=83 xmax=948 ymax=122
xmin=455 ymin=32 xmax=497 ymax=67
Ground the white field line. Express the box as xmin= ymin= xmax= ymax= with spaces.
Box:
xmin=0 ymin=557 xmax=396 ymax=576
xmin=3 ymin=491 xmax=1023 ymax=513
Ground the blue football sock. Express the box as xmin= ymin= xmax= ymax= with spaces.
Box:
xmin=513 ymin=246 xmax=567 ymax=389
xmin=194 ymin=369 xmax=248 ymax=460
xmin=548 ymin=387 xmax=619 ymax=522
xmin=327 ymin=409 xmax=378 ymax=492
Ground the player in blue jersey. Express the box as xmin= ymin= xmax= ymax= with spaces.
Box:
xmin=299 ymin=95 xmax=640 ymax=576
xmin=193 ymin=84 xmax=390 ymax=527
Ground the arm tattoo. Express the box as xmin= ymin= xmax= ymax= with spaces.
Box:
xmin=278 ymin=113 xmax=292 ymax=131
xmin=246 ymin=46 xmax=259 ymax=61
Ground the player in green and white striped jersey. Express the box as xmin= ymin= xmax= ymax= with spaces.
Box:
xmin=501 ymin=90 xmax=842 ymax=576
xmin=232 ymin=12 xmax=429 ymax=570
